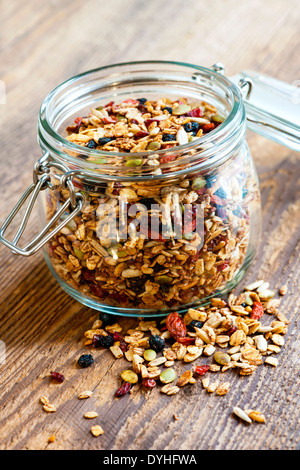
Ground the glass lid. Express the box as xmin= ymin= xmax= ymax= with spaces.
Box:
xmin=230 ymin=70 xmax=300 ymax=152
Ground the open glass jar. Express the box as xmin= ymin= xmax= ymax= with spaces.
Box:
xmin=1 ymin=61 xmax=298 ymax=316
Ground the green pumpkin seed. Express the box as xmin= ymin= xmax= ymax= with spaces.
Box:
xmin=125 ymin=158 xmax=143 ymax=167
xmin=191 ymin=177 xmax=206 ymax=190
xmin=120 ymin=370 xmax=139 ymax=384
xmin=213 ymin=351 xmax=230 ymax=366
xmin=172 ymin=104 xmax=191 ymax=115
xmin=147 ymin=141 xmax=161 ymax=151
xmin=155 ymin=275 xmax=173 ymax=285
xmin=143 ymin=349 xmax=157 ymax=361
xmin=160 ymin=368 xmax=176 ymax=384
xmin=211 ymin=114 xmax=225 ymax=123
xmin=73 ymin=247 xmax=84 ymax=260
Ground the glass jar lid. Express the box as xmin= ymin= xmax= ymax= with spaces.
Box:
xmin=230 ymin=69 xmax=300 ymax=152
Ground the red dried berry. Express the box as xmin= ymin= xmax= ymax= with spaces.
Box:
xmin=210 ymin=195 xmax=227 ymax=206
xmin=250 ymin=301 xmax=264 ymax=320
xmin=50 ymin=371 xmax=65 ymax=383
xmin=186 ymin=107 xmax=203 ymax=117
xmin=194 ymin=365 xmax=210 ymax=376
xmin=217 ymin=260 xmax=230 ymax=271
xmin=166 ymin=312 xmax=187 ymax=340
xmin=122 ymin=99 xmax=139 ymax=106
xmin=113 ymin=332 xmax=128 ymax=352
xmin=226 ymin=325 xmax=238 ymax=336
xmin=135 ymin=131 xmax=149 ymax=139
xmin=159 ymin=154 xmax=176 ymax=164
xmin=115 ymin=382 xmax=131 ymax=397
xmin=142 ymin=378 xmax=157 ymax=389
xmin=202 ymin=123 xmax=215 ymax=133
xmin=176 ymin=337 xmax=195 ymax=346
xmin=89 ymin=283 xmax=106 ymax=299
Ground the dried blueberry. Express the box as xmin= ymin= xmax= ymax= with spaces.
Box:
xmin=98 ymin=137 xmax=114 ymax=146
xmin=86 ymin=139 xmax=97 ymax=149
xmin=214 ymin=187 xmax=227 ymax=199
xmin=188 ymin=320 xmax=203 ymax=332
xmin=162 ymin=106 xmax=173 ymax=114
xmin=205 ymin=175 xmax=217 ymax=188
xmin=138 ymin=98 xmax=147 ymax=104
xmin=184 ymin=121 xmax=200 ymax=134
xmin=99 ymin=312 xmax=117 ymax=326
xmin=162 ymin=134 xmax=176 ymax=142
xmin=78 ymin=354 xmax=94 ymax=368
xmin=149 ymin=335 xmax=165 ymax=352
xmin=92 ymin=334 xmax=114 ymax=349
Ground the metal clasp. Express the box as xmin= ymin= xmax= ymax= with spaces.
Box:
xmin=0 ymin=153 xmax=84 ymax=256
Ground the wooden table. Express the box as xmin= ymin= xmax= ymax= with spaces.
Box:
xmin=0 ymin=0 xmax=299 ymax=451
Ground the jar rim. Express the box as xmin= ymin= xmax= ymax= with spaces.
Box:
xmin=38 ymin=60 xmax=245 ymax=177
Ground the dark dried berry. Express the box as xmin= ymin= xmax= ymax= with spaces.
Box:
xmin=99 ymin=312 xmax=117 ymax=326
xmin=214 ymin=187 xmax=227 ymax=199
xmin=138 ymin=198 xmax=158 ymax=210
xmin=149 ymin=335 xmax=165 ymax=352
xmin=115 ymin=382 xmax=131 ymax=397
xmin=188 ymin=320 xmax=203 ymax=332
xmin=162 ymin=133 xmax=176 ymax=142
xmin=184 ymin=121 xmax=200 ymax=134
xmin=98 ymin=137 xmax=114 ymax=146
xmin=138 ymin=98 xmax=147 ymax=104
xmin=78 ymin=354 xmax=94 ymax=368
xmin=92 ymin=334 xmax=114 ymax=349
xmin=205 ymin=175 xmax=217 ymax=188
xmin=86 ymin=139 xmax=97 ymax=149
xmin=162 ymin=106 xmax=173 ymax=113
xmin=50 ymin=371 xmax=65 ymax=383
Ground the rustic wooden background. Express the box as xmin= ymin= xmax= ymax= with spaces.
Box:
xmin=0 ymin=0 xmax=299 ymax=451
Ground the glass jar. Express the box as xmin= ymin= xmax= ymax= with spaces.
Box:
xmin=1 ymin=61 xmax=298 ymax=316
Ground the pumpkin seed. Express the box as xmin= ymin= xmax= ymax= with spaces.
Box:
xmin=73 ymin=247 xmax=84 ymax=260
xmin=143 ymin=349 xmax=157 ymax=361
xmin=125 ymin=158 xmax=143 ymax=167
xmin=159 ymin=367 xmax=176 ymax=384
xmin=147 ymin=141 xmax=161 ymax=151
xmin=172 ymin=104 xmax=191 ymax=115
xmin=120 ymin=370 xmax=139 ymax=384
xmin=211 ymin=114 xmax=225 ymax=123
xmin=191 ymin=177 xmax=206 ymax=190
xmin=154 ymin=275 xmax=173 ymax=285
xmin=213 ymin=351 xmax=230 ymax=365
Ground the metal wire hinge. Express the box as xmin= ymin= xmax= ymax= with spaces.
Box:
xmin=0 ymin=153 xmax=84 ymax=256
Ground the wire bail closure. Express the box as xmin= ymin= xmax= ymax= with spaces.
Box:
xmin=0 ymin=153 xmax=84 ymax=256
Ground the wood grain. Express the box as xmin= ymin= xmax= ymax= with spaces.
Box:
xmin=0 ymin=0 xmax=299 ymax=450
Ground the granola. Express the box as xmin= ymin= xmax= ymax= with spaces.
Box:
xmin=46 ymin=96 xmax=260 ymax=313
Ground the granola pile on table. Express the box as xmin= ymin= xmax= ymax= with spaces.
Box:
xmin=76 ymin=280 xmax=288 ymax=425
xmin=46 ymin=97 xmax=259 ymax=312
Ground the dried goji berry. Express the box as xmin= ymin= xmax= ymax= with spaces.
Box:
xmin=165 ymin=312 xmax=186 ymax=339
xmin=202 ymin=123 xmax=215 ymax=133
xmin=115 ymin=382 xmax=131 ymax=397
xmin=250 ymin=301 xmax=264 ymax=320
xmin=160 ymin=154 xmax=176 ymax=164
xmin=142 ymin=378 xmax=157 ymax=389
xmin=194 ymin=365 xmax=210 ymax=376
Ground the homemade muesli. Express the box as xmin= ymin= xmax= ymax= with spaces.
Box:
xmin=46 ymin=97 xmax=260 ymax=312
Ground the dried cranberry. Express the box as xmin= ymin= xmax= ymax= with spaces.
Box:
xmin=135 ymin=131 xmax=149 ymax=139
xmin=81 ymin=268 xmax=95 ymax=282
xmin=176 ymin=337 xmax=195 ymax=346
xmin=226 ymin=325 xmax=238 ymax=336
xmin=89 ymin=284 xmax=106 ymax=299
xmin=217 ymin=260 xmax=229 ymax=271
xmin=142 ymin=378 xmax=157 ymax=389
xmin=159 ymin=154 xmax=176 ymax=164
xmin=113 ymin=332 xmax=127 ymax=352
xmin=186 ymin=107 xmax=203 ymax=118
xmin=50 ymin=371 xmax=65 ymax=383
xmin=194 ymin=365 xmax=210 ymax=376
xmin=115 ymin=382 xmax=131 ymax=397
